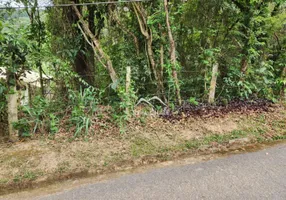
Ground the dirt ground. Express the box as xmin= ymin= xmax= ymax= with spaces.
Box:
xmin=0 ymin=104 xmax=285 ymax=195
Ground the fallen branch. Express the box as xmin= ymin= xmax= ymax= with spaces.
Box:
xmin=136 ymin=96 xmax=167 ymax=108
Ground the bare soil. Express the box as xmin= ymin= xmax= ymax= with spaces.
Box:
xmin=0 ymin=104 xmax=285 ymax=195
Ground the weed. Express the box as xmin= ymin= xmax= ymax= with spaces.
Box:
xmin=0 ymin=179 xmax=8 ymax=184
xmin=256 ymin=136 xmax=265 ymax=143
xmin=13 ymin=96 xmax=62 ymax=136
xmin=255 ymin=127 xmax=267 ymax=135
xmin=69 ymin=86 xmax=98 ymax=137
xmin=57 ymin=161 xmax=71 ymax=174
xmin=258 ymin=114 xmax=266 ymax=123
xmin=131 ymin=137 xmax=157 ymax=157
xmin=13 ymin=171 xmax=40 ymax=183
xmin=272 ymin=135 xmax=286 ymax=140
xmin=12 ymin=118 xmax=31 ymax=137
xmin=183 ymin=130 xmax=249 ymax=150
xmin=22 ymin=171 xmax=38 ymax=181
xmin=49 ymin=113 xmax=59 ymax=134
xmin=230 ymin=130 xmax=248 ymax=138
xmin=189 ymin=97 xmax=199 ymax=106
xmin=271 ymin=120 xmax=286 ymax=129
xmin=185 ymin=140 xmax=200 ymax=149
xmin=13 ymin=175 xmax=21 ymax=183
xmin=139 ymin=116 xmax=146 ymax=125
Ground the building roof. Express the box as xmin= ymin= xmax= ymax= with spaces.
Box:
xmin=0 ymin=67 xmax=52 ymax=87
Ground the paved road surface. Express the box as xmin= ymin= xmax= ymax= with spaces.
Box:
xmin=11 ymin=144 xmax=286 ymax=200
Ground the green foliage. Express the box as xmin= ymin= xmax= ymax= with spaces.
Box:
xmin=12 ymin=96 xmax=60 ymax=136
xmin=113 ymin=83 xmax=138 ymax=133
xmin=0 ymin=20 xmax=3 ymax=41
xmin=21 ymin=96 xmax=52 ymax=134
xmin=13 ymin=118 xmax=30 ymax=137
xmin=189 ymin=97 xmax=199 ymax=106
xmin=49 ymin=113 xmax=59 ymax=134
xmin=0 ymin=26 xmax=29 ymax=73
xmin=68 ymin=86 xmax=98 ymax=137
xmin=118 ymin=84 xmax=137 ymax=118
xmin=0 ymin=80 xmax=7 ymax=111
xmin=1 ymin=0 xmax=286 ymax=140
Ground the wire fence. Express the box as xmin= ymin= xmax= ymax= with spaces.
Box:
xmin=44 ymin=72 xmax=244 ymax=103
xmin=0 ymin=0 xmax=151 ymax=9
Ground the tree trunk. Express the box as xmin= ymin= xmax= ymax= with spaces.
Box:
xmin=132 ymin=3 xmax=165 ymax=99
xmin=208 ymin=63 xmax=219 ymax=104
xmin=240 ymin=55 xmax=248 ymax=75
xmin=72 ymin=4 xmax=118 ymax=85
xmin=164 ymin=0 xmax=182 ymax=105
xmin=65 ymin=3 xmax=95 ymax=86
xmin=74 ymin=52 xmax=95 ymax=86
xmin=146 ymin=36 xmax=159 ymax=81
xmin=132 ymin=3 xmax=158 ymax=81
xmin=236 ymin=3 xmax=252 ymax=78
xmin=160 ymin=44 xmax=167 ymax=102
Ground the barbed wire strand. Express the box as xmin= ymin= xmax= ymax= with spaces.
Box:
xmin=0 ymin=0 xmax=150 ymax=9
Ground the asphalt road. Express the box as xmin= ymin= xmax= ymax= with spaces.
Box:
xmin=30 ymin=144 xmax=286 ymax=200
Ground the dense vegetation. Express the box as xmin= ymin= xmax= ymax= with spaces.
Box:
xmin=0 ymin=0 xmax=285 ymax=139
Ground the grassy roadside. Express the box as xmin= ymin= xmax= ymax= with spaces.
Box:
xmin=0 ymin=105 xmax=285 ymax=195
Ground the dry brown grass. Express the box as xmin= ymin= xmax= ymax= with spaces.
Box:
xmin=0 ymin=105 xmax=285 ymax=195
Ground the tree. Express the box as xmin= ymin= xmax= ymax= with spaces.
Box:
xmin=71 ymin=3 xmax=118 ymax=86
xmin=0 ymin=24 xmax=29 ymax=139
xmin=47 ymin=0 xmax=97 ymax=86
xmin=132 ymin=2 xmax=166 ymax=100
xmin=163 ymin=0 xmax=182 ymax=105
xmin=19 ymin=0 xmax=46 ymax=96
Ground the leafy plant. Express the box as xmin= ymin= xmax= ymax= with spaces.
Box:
xmin=22 ymin=96 xmax=49 ymax=134
xmin=189 ymin=97 xmax=199 ymax=106
xmin=49 ymin=113 xmax=59 ymax=134
xmin=12 ymin=118 xmax=30 ymax=137
xmin=68 ymin=86 xmax=98 ymax=137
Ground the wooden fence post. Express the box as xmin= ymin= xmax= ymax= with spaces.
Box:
xmin=126 ymin=66 xmax=131 ymax=117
